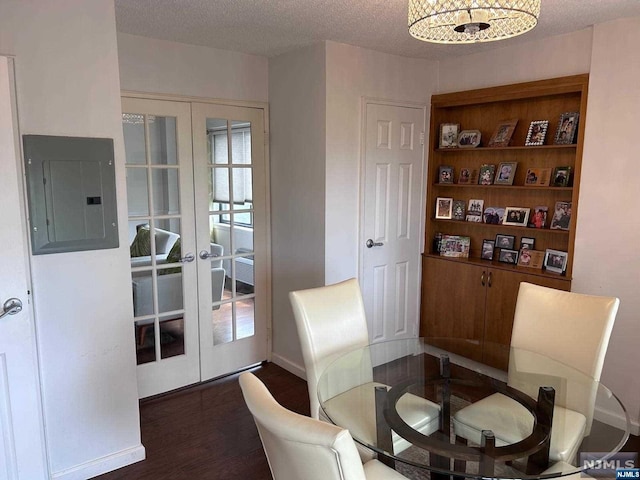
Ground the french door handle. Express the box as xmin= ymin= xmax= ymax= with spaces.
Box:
xmin=179 ymin=253 xmax=195 ymax=263
xmin=199 ymin=250 xmax=220 ymax=260
xmin=0 ymin=298 xmax=22 ymax=320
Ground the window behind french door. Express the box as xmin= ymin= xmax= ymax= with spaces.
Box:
xmin=122 ymin=97 xmax=268 ymax=397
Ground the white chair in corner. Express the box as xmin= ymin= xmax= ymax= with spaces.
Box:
xmin=239 ymin=372 xmax=409 ymax=480
xmin=289 ymin=278 xmax=440 ymax=459
xmin=453 ymin=282 xmax=619 ymax=465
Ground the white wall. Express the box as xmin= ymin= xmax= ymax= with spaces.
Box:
xmin=118 ymin=33 xmax=268 ymax=102
xmin=573 ymin=17 xmax=640 ymax=432
xmin=438 ymin=22 xmax=640 ymax=432
xmin=324 ymin=41 xmax=438 ymax=283
xmin=0 ymin=1 xmax=144 ymax=478
xmin=269 ymin=43 xmax=327 ymax=375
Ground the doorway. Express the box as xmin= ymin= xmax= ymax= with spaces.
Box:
xmin=122 ymin=96 xmax=268 ymax=398
xmin=360 ymin=100 xmax=427 ymax=343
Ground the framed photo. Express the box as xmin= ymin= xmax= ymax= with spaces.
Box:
xmin=544 ymin=249 xmax=568 ymax=274
xmin=483 ymin=206 xmax=505 ymax=225
xmin=457 ymin=129 xmax=481 ymax=148
xmin=466 ymin=199 xmax=484 ymax=222
xmin=439 ymin=123 xmax=460 ymax=148
xmin=520 ymin=237 xmax=535 ymax=250
xmin=452 ymin=200 xmax=466 ymax=220
xmin=528 ymin=205 xmax=548 ymax=228
xmin=481 ymin=239 xmax=495 ymax=260
xmin=495 ymin=234 xmax=515 ymax=250
xmin=494 ymin=162 xmax=518 ymax=185
xmin=554 ymin=112 xmax=579 ymax=144
xmin=498 ymin=248 xmax=519 ymax=265
xmin=488 ymin=119 xmax=518 ymax=147
xmin=503 ymin=207 xmax=530 ymax=227
xmin=550 ymin=201 xmax=572 ymax=230
xmin=458 ymin=167 xmax=472 ymax=184
xmin=552 ymin=166 xmax=572 ymax=187
xmin=524 ymin=167 xmax=552 ymax=186
xmin=478 ymin=164 xmax=496 ymax=185
xmin=525 ymin=120 xmax=549 ymax=146
xmin=438 ymin=165 xmax=454 ymax=184
xmin=440 ymin=235 xmax=470 ymax=258
xmin=435 ymin=197 xmax=453 ymax=219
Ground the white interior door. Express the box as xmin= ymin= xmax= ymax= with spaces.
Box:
xmin=0 ymin=56 xmax=48 ymax=479
xmin=122 ymin=97 xmax=200 ymax=398
xmin=361 ymin=102 xmax=426 ymax=343
xmin=191 ymin=103 xmax=268 ymax=380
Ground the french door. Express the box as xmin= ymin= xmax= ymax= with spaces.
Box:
xmin=122 ymin=97 xmax=268 ymax=397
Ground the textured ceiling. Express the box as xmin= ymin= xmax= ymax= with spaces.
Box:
xmin=114 ymin=0 xmax=640 ymax=60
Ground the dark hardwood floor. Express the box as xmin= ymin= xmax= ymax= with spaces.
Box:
xmin=94 ymin=362 xmax=638 ymax=479
xmin=94 ymin=362 xmax=309 ymax=480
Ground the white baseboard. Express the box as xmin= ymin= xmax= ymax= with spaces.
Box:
xmin=595 ymin=405 xmax=640 ymax=436
xmin=271 ymin=352 xmax=306 ymax=380
xmin=51 ymin=444 xmax=145 ymax=480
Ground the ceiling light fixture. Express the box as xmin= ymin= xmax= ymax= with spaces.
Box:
xmin=408 ymin=0 xmax=541 ymax=44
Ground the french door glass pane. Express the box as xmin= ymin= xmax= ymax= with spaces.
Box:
xmin=212 ymin=303 xmax=233 ymax=345
xmin=236 ymin=297 xmax=255 ymax=340
xmin=159 ymin=315 xmax=185 ymax=359
xmin=149 ymin=116 xmax=178 ymax=165
xmin=132 ymin=270 xmax=154 ymax=317
xmin=126 ymin=168 xmax=149 ymax=216
xmin=157 ymin=267 xmax=184 ymax=313
xmin=123 ymin=113 xmax=146 ymax=165
xmin=135 ymin=320 xmax=155 ymax=365
xmin=152 ymin=169 xmax=180 ymax=215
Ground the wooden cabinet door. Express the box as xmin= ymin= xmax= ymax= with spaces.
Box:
xmin=421 ymin=256 xmax=487 ymax=362
xmin=483 ymin=269 xmax=570 ymax=369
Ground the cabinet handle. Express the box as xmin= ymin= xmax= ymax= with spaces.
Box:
xmin=481 ymin=271 xmax=485 ymax=287
xmin=488 ymin=271 xmax=493 ymax=287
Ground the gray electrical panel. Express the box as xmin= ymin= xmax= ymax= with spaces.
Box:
xmin=23 ymin=135 xmax=119 ymax=255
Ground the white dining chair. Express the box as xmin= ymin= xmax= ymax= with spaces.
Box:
xmin=239 ymin=372 xmax=409 ymax=480
xmin=453 ymin=282 xmax=619 ymax=465
xmin=289 ymin=278 xmax=441 ymax=459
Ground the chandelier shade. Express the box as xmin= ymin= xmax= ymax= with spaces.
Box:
xmin=408 ymin=0 xmax=541 ymax=44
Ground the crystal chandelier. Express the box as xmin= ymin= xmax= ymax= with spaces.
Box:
xmin=408 ymin=0 xmax=541 ymax=44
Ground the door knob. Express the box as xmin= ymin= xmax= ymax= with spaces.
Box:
xmin=0 ymin=298 xmax=22 ymax=320
xmin=199 ymin=250 xmax=220 ymax=260
xmin=366 ymin=239 xmax=384 ymax=248
xmin=179 ymin=253 xmax=195 ymax=263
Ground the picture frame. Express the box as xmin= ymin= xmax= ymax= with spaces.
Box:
xmin=552 ymin=166 xmax=572 ymax=187
xmin=478 ymin=164 xmax=496 ymax=185
xmin=502 ymin=207 xmax=530 ymax=227
xmin=483 ymin=206 xmax=505 ymax=225
xmin=529 ymin=205 xmax=548 ymax=228
xmin=466 ymin=199 xmax=484 ymax=222
xmin=494 ymin=161 xmax=518 ymax=185
xmin=458 ymin=167 xmax=472 ymax=184
xmin=498 ymin=248 xmax=519 ymax=265
xmin=435 ymin=197 xmax=453 ymax=219
xmin=438 ymin=165 xmax=454 ymax=184
xmin=488 ymin=119 xmax=518 ymax=147
xmin=439 ymin=235 xmax=470 ymax=258
xmin=517 ymin=248 xmax=543 ymax=268
xmin=524 ymin=120 xmax=549 ymax=146
xmin=544 ymin=249 xmax=568 ymax=274
xmin=524 ymin=167 xmax=552 ymax=186
xmin=452 ymin=200 xmax=466 ymax=220
xmin=457 ymin=129 xmax=481 ymax=148
xmin=495 ymin=234 xmax=516 ymax=250
xmin=481 ymin=239 xmax=495 ymax=260
xmin=439 ymin=123 xmax=460 ymax=148
xmin=520 ymin=237 xmax=535 ymax=250
xmin=554 ymin=112 xmax=579 ymax=145
xmin=550 ymin=201 xmax=572 ymax=230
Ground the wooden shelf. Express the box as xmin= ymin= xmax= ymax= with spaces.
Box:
xmin=431 ymin=218 xmax=570 ymax=235
xmin=436 ymin=144 xmax=577 ymax=153
xmin=433 ymin=184 xmax=573 ymax=192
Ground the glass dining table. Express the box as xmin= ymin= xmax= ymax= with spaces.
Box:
xmin=317 ymin=338 xmax=630 ymax=479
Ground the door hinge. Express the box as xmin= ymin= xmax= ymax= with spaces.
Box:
xmin=420 ymin=132 xmax=425 ymax=145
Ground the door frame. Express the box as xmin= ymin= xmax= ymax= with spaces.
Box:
xmin=121 ymin=90 xmax=273 ymax=362
xmin=358 ymin=97 xmax=428 ymax=339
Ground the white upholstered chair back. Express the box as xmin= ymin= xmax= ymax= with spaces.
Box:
xmin=239 ymin=372 xmax=368 ymax=480
xmin=289 ymin=278 xmax=371 ymax=419
xmin=509 ymin=282 xmax=619 ymax=433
